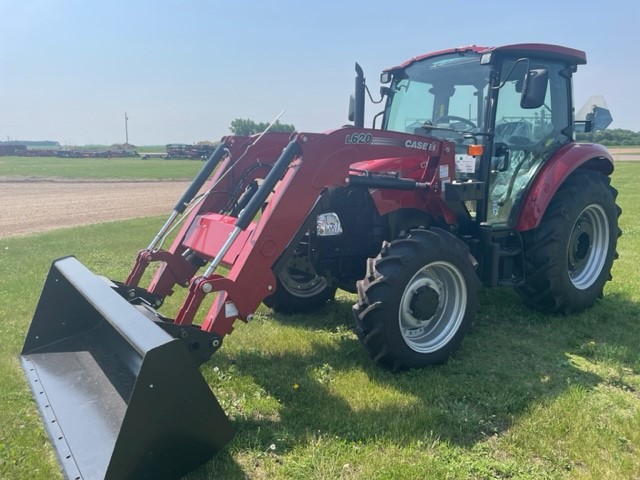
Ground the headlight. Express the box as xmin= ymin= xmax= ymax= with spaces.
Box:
xmin=316 ymin=212 xmax=343 ymax=236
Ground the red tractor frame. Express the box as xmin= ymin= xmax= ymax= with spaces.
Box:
xmin=123 ymin=44 xmax=620 ymax=370
xmin=22 ymin=43 xmax=621 ymax=478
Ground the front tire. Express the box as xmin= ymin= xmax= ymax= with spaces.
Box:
xmin=516 ymin=169 xmax=621 ymax=313
xmin=263 ymin=254 xmax=336 ymax=314
xmin=353 ymin=228 xmax=480 ymax=369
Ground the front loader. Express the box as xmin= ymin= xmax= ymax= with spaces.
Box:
xmin=22 ymin=43 xmax=620 ymax=478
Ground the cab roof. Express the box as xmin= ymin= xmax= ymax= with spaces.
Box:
xmin=384 ymin=43 xmax=587 ymax=73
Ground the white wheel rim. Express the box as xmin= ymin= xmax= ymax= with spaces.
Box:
xmin=567 ymin=204 xmax=609 ymax=290
xmin=398 ymin=261 xmax=467 ymax=353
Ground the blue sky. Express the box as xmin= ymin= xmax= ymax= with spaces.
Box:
xmin=1 ymin=0 xmax=637 ymax=145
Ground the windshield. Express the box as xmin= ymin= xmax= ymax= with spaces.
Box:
xmin=383 ymin=52 xmax=491 ymax=140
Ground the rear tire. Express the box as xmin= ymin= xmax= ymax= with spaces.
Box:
xmin=353 ymin=228 xmax=480 ymax=369
xmin=515 ymin=169 xmax=621 ymax=313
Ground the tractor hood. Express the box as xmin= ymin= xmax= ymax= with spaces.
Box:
xmin=351 ymin=155 xmax=429 ymax=181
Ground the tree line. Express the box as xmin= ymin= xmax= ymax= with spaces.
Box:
xmin=576 ymin=128 xmax=640 ymax=146
xmin=229 ymin=119 xmax=295 ymax=136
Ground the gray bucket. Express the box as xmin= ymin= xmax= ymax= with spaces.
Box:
xmin=21 ymin=257 xmax=234 ymax=479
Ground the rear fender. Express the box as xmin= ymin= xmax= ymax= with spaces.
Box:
xmin=515 ymin=142 xmax=614 ymax=231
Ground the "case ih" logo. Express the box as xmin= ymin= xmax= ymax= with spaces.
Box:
xmin=404 ymin=140 xmax=436 ymax=151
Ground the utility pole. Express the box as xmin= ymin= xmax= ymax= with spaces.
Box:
xmin=125 ymin=112 xmax=129 ymax=145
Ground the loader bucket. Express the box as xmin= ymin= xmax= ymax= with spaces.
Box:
xmin=21 ymin=257 xmax=234 ymax=479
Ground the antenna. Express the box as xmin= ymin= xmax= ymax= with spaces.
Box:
xmin=125 ymin=112 xmax=129 ymax=145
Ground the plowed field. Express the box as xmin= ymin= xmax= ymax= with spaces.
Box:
xmin=0 ymin=178 xmax=190 ymax=238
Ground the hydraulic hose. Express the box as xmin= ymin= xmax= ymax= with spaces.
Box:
xmin=235 ymin=140 xmax=300 ymax=230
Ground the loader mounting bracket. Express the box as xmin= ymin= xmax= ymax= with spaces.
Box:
xmin=111 ymin=279 xmax=165 ymax=308
xmin=156 ymin=322 xmax=223 ymax=366
xmin=131 ymin=301 xmax=223 ymax=366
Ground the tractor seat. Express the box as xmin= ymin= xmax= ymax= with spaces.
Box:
xmin=495 ymin=121 xmax=533 ymax=145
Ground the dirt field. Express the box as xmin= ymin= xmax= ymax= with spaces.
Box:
xmin=0 ymin=178 xmax=191 ymax=238
xmin=2 ymin=147 xmax=637 ymax=239
xmin=609 ymin=148 xmax=640 ymax=161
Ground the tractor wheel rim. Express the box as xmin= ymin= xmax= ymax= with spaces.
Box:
xmin=398 ymin=261 xmax=466 ymax=353
xmin=279 ymin=267 xmax=328 ymax=298
xmin=567 ymin=204 xmax=609 ymax=290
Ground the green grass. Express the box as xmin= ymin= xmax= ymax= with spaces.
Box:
xmin=0 ymin=156 xmax=203 ymax=180
xmin=1 ymin=163 xmax=639 ymax=479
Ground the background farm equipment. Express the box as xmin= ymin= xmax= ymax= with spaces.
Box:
xmin=0 ymin=144 xmax=138 ymax=158
xmin=22 ymin=43 xmax=620 ymax=478
xmin=165 ymin=142 xmax=217 ymax=160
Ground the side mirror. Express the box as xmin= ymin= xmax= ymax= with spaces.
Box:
xmin=574 ymin=120 xmax=593 ymax=134
xmin=520 ymin=69 xmax=548 ymax=109
xmin=493 ymin=142 xmax=511 ymax=172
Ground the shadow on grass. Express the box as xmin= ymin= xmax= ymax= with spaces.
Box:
xmin=184 ymin=450 xmax=249 ymax=480
xmin=196 ymin=287 xmax=640 ymax=475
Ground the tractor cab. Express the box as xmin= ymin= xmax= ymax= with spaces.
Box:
xmin=374 ymin=44 xmax=584 ymax=227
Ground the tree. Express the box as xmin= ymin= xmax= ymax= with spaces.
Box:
xmin=576 ymin=128 xmax=640 ymax=146
xmin=229 ymin=118 xmax=295 ymax=136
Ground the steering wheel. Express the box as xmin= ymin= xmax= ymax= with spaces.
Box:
xmin=435 ymin=115 xmax=477 ymax=130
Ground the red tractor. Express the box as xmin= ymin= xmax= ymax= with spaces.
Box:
xmin=22 ymin=44 xmax=620 ymax=478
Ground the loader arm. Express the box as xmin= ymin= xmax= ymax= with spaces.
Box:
xmin=173 ymin=127 xmax=456 ymax=337
xmin=126 ymin=133 xmax=294 ymax=296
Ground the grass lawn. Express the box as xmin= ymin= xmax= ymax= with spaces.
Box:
xmin=0 ymin=156 xmax=203 ymax=180
xmin=0 ymin=163 xmax=639 ymax=479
